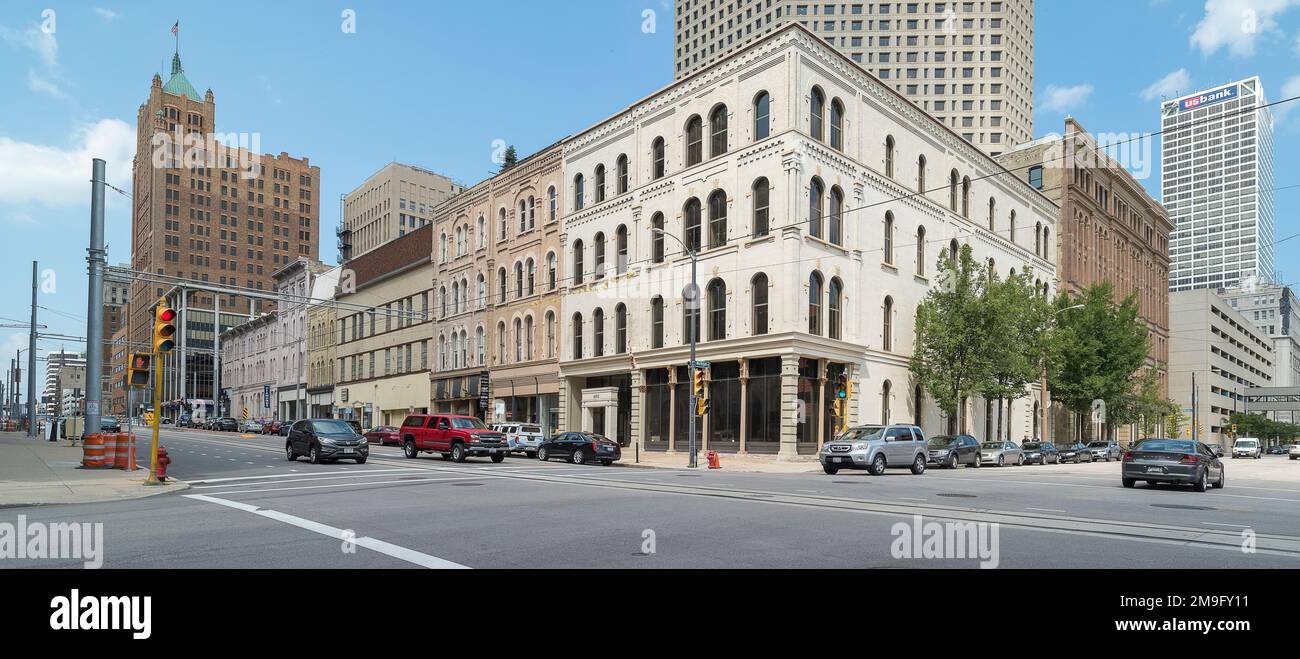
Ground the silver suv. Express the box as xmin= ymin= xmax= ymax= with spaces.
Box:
xmin=820 ymin=424 xmax=929 ymax=476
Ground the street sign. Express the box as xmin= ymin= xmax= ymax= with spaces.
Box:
xmin=241 ymin=408 xmax=249 ymax=421
xmin=143 ymin=411 xmax=155 ymax=425
xmin=692 ymin=361 xmax=710 ymax=369
xmin=263 ymin=385 xmax=271 ymax=409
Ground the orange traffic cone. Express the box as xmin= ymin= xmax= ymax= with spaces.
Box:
xmin=707 ymin=450 xmax=721 ymax=469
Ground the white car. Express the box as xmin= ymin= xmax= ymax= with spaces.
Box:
xmin=492 ymin=423 xmax=545 ymax=457
xmin=1289 ymin=444 xmax=1300 ymax=461
xmin=241 ymin=419 xmax=264 ymax=433
xmin=1232 ymin=437 xmax=1262 ymax=459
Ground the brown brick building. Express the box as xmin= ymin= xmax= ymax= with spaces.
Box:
xmin=129 ymin=48 xmax=319 ymax=413
xmin=997 ymin=118 xmax=1172 ymax=444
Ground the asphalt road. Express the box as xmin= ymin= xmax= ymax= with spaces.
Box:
xmin=3 ymin=427 xmax=1299 ymax=569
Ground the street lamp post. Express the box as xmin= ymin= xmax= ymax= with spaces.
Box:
xmin=651 ymin=228 xmax=700 ymax=469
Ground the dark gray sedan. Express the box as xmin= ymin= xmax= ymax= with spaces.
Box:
xmin=1022 ymin=441 xmax=1060 ymax=464
xmin=1122 ymin=439 xmax=1224 ymax=492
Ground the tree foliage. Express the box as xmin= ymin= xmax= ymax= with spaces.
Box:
xmin=1228 ymin=412 xmax=1300 ymax=442
xmin=1046 ymin=283 xmax=1150 ymax=432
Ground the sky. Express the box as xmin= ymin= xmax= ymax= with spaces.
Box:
xmin=1 ymin=0 xmax=1299 ymax=374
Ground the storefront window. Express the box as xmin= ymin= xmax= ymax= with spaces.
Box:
xmin=708 ymin=362 xmax=741 ymax=451
xmin=796 ymin=358 xmax=822 ymax=450
xmin=644 ymin=368 xmax=671 ymax=451
xmin=746 ymin=357 xmax=782 ymax=453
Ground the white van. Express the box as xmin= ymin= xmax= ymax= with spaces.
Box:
xmin=491 ymin=423 xmax=545 ymax=457
xmin=1232 ymin=437 xmax=1261 ymax=459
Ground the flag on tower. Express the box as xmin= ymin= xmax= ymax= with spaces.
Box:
xmin=171 ymin=21 xmax=178 ymax=35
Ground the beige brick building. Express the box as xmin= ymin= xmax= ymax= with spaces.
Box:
xmin=429 ymin=143 xmax=565 ymax=433
xmin=673 ymin=0 xmax=1034 ymax=156
xmin=996 ymin=118 xmax=1172 ymax=444
xmin=340 ymin=162 xmax=465 ymax=260
xmin=130 ymin=48 xmax=320 ymax=415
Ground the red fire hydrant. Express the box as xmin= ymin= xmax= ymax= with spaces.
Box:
xmin=156 ymin=446 xmax=171 ymax=482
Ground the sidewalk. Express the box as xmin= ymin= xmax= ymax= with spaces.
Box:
xmin=622 ymin=449 xmax=821 ymax=474
xmin=0 ymin=432 xmax=187 ymax=507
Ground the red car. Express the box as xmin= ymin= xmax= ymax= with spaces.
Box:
xmin=398 ymin=414 xmax=508 ymax=462
xmin=364 ymin=425 xmax=401 ymax=446
xmin=261 ymin=420 xmax=282 ymax=435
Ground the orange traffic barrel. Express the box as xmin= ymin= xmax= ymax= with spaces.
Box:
xmin=81 ymin=433 xmax=106 ymax=469
xmin=113 ymin=433 xmax=132 ymax=469
xmin=102 ymin=433 xmax=117 ymax=468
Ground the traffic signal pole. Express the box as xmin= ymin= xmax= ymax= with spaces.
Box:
xmin=145 ymin=346 xmax=162 ymax=485
xmin=145 ymin=299 xmax=176 ymax=486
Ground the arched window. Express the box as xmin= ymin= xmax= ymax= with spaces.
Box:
xmin=615 ymin=225 xmax=628 ymax=274
xmin=616 ymin=155 xmax=629 ymax=195
xmin=439 ymin=233 xmax=447 ymax=263
xmin=519 ymin=200 xmax=527 ymax=234
xmin=593 ymin=308 xmax=605 ymax=357
xmin=594 ymin=165 xmax=606 ymax=203
xmin=753 ymin=91 xmax=770 ymax=140
xmin=476 ymin=274 xmax=485 ymax=308
xmin=949 ymin=239 xmax=959 ymax=262
xmin=498 ymin=207 xmax=507 ymax=239
xmin=547 ymin=186 xmax=557 ymax=222
xmin=594 ymin=232 xmax=606 ymax=279
xmin=949 ymin=170 xmax=960 ymax=212
xmin=752 ymin=178 xmax=770 ymax=237
xmin=752 ymin=273 xmax=769 ymax=336
xmin=527 ymin=196 xmax=535 ymax=229
xmin=1042 ymin=228 xmax=1051 ymax=261
xmin=916 ymin=225 xmax=927 ymax=276
xmin=514 ymin=262 xmax=524 ymax=298
xmin=809 ymin=177 xmax=824 ymax=239
xmin=652 ymin=137 xmax=666 ymax=180
xmin=809 ymin=271 xmax=824 ymax=335
xmin=829 ymin=186 xmax=844 ymax=246
xmin=686 ymin=115 xmax=704 ymax=166
xmin=882 ymin=295 xmax=894 ymax=351
xmin=572 ymin=240 xmax=584 ymax=285
xmin=525 ymin=315 xmax=534 ymax=360
xmin=684 ymin=198 xmax=702 ymax=252
xmin=514 ymin=318 xmax=523 ymax=362
xmin=828 ymin=277 xmax=843 ymax=340
xmin=1009 ymin=210 xmax=1017 ymax=243
xmin=708 ymin=189 xmax=727 ymax=248
xmin=881 ymin=380 xmax=892 ymax=425
xmin=571 ymin=313 xmax=583 ymax=359
xmin=884 ymin=135 xmax=896 ymax=178
xmin=917 ymin=155 xmax=927 ymax=193
xmin=439 ymin=286 xmax=447 ymax=318
xmin=574 ymin=174 xmax=585 ymax=210
xmin=526 ymin=258 xmax=536 ymax=296
xmin=710 ymin=105 xmax=729 ymax=157
xmin=1035 ymin=222 xmax=1042 ymax=255
xmin=830 ymin=98 xmax=844 ymax=150
xmin=546 ymin=252 xmax=557 ymax=290
xmin=545 ymin=312 xmax=555 ymax=358
xmin=914 ymin=384 xmax=924 ymax=427
xmin=497 ymin=321 xmax=506 ymax=364
xmin=438 ymin=336 xmax=447 ymax=370
xmin=988 ymin=197 xmax=996 ymax=231
xmin=883 ymin=211 xmax=895 ymax=265
xmin=651 ymin=212 xmax=665 ymax=263
xmin=477 ymin=215 xmax=485 ymax=248
xmin=651 ymin=296 xmax=665 ymax=348
xmin=961 ymin=176 xmax=971 ymax=218
xmin=707 ymin=278 xmax=727 ymax=341
xmin=615 ymin=304 xmax=627 ymax=354
xmin=810 ymin=87 xmax=825 ymax=141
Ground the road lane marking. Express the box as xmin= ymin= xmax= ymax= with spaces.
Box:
xmin=204 ymin=475 xmax=497 ymax=495
xmin=183 ymin=494 xmax=468 ymax=569
xmin=1203 ymin=522 xmax=1252 ymax=528
xmin=190 ymin=468 xmax=426 ymax=485
xmin=1027 ymin=507 xmax=1067 ymax=513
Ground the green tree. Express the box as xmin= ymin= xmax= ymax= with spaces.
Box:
xmin=1165 ymin=404 xmax=1187 ymax=439
xmin=910 ymin=244 xmax=994 ymax=433
xmin=499 ymin=145 xmax=518 ymax=171
xmin=1046 ymin=283 xmax=1149 ymax=442
xmin=978 ymin=266 xmax=1053 ymax=440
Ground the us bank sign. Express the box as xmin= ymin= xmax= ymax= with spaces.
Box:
xmin=1179 ymin=84 xmax=1237 ymax=112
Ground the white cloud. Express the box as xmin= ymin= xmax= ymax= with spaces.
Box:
xmin=27 ymin=70 xmax=70 ymax=100
xmin=0 ymin=23 xmax=58 ymax=68
xmin=1141 ymin=68 xmax=1192 ymax=101
xmin=1272 ymin=75 xmax=1300 ymax=123
xmin=1189 ymin=0 xmax=1300 ymax=57
xmin=93 ymin=8 xmax=118 ymax=22
xmin=0 ymin=120 xmax=135 ymax=208
xmin=1040 ymin=84 xmax=1094 ymax=114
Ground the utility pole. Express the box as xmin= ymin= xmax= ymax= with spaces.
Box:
xmin=651 ymin=227 xmax=699 ymax=468
xmin=84 ymin=159 xmax=107 ymax=435
xmin=27 ymin=261 xmax=38 ymax=437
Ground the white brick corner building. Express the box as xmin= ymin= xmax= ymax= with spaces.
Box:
xmin=558 ymin=23 xmax=1056 ymax=459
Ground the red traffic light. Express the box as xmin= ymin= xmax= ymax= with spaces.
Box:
xmin=159 ymin=308 xmax=176 ymax=322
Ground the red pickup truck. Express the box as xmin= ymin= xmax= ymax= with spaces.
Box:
xmin=399 ymin=414 xmax=509 ymax=463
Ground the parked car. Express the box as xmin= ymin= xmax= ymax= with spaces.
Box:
xmin=1232 ymin=437 xmax=1262 ymax=459
xmin=1022 ymin=441 xmax=1060 ymax=465
xmin=285 ymin=418 xmax=369 ymax=464
xmin=1206 ymin=443 xmax=1225 ymax=457
xmin=927 ymin=434 xmax=981 ymax=469
xmin=214 ymin=417 xmax=239 ymax=432
xmin=260 ymin=420 xmax=281 ymax=435
xmin=537 ymin=431 xmax=621 ymax=465
xmin=398 ymin=414 xmax=508 ymax=463
xmin=278 ymin=420 xmax=295 ymax=437
xmin=493 ymin=423 xmax=545 ymax=457
xmin=363 ymin=425 xmax=401 ymax=446
xmin=99 ymin=416 xmax=122 ymax=432
xmin=1122 ymin=438 xmax=1224 ymax=491
xmin=980 ymin=441 xmax=1024 ymax=467
xmin=820 ymin=424 xmax=929 ymax=476
xmin=1056 ymin=442 xmax=1094 ymax=464
xmin=1085 ymin=441 xmax=1123 ymax=462
xmin=1267 ymin=445 xmax=1288 ymax=455
xmin=1290 ymin=444 xmax=1300 ymax=460
xmin=241 ymin=419 xmax=264 ymax=433
xmin=176 ymin=414 xmax=192 ymax=428
xmin=161 ymin=417 xmax=173 ymax=425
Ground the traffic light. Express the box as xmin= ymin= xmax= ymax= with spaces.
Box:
xmin=127 ymin=353 xmax=151 ymax=387
xmin=692 ymin=368 xmax=709 ymax=416
xmin=1231 ymin=423 xmax=1238 ymax=435
xmin=154 ymin=303 xmax=177 ymax=354
xmin=835 ymin=372 xmax=849 ymax=402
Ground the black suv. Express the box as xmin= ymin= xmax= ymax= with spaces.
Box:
xmin=286 ymin=419 xmax=369 ymax=464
